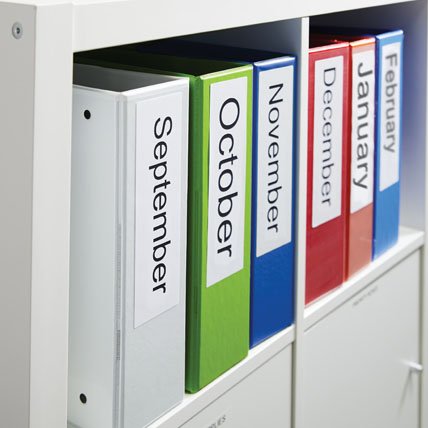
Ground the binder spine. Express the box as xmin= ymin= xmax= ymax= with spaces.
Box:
xmin=185 ymin=76 xmax=205 ymax=392
xmin=187 ymin=66 xmax=252 ymax=392
xmin=250 ymin=58 xmax=296 ymax=347
xmin=373 ymin=31 xmax=403 ymax=258
xmin=306 ymin=44 xmax=350 ymax=304
xmin=121 ymin=81 xmax=189 ymax=428
xmin=346 ymin=40 xmax=376 ymax=277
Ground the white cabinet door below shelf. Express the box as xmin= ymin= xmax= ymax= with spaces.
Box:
xmin=181 ymin=344 xmax=292 ymax=428
xmin=303 ymin=251 xmax=421 ymax=428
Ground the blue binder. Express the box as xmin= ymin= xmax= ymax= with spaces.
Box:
xmin=136 ymin=40 xmax=296 ymax=346
xmin=249 ymin=57 xmax=296 ymax=347
xmin=373 ymin=30 xmax=403 ymax=258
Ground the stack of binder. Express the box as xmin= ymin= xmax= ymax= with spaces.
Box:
xmin=135 ymin=39 xmax=297 ymax=347
xmin=312 ymin=32 xmax=376 ymax=278
xmin=307 ymin=27 xmax=403 ymax=303
xmin=77 ymin=48 xmax=254 ymax=393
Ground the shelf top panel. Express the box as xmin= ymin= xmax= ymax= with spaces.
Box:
xmin=72 ymin=0 xmax=416 ymax=51
xmin=5 ymin=0 xmax=417 ymax=51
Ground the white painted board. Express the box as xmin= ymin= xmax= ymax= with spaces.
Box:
xmin=302 ymin=251 xmax=420 ymax=428
xmin=181 ymin=345 xmax=292 ymax=428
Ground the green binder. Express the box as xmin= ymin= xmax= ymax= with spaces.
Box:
xmin=76 ymin=49 xmax=253 ymax=392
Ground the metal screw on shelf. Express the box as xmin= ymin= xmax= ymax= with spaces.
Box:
xmin=12 ymin=22 xmax=23 ymax=39
xmin=408 ymin=361 xmax=423 ymax=373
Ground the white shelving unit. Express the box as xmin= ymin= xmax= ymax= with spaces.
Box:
xmin=0 ymin=1 xmax=427 ymax=428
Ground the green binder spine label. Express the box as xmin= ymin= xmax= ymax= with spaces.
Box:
xmin=206 ymin=77 xmax=248 ymax=287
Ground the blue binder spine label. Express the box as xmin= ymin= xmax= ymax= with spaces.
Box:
xmin=312 ymin=56 xmax=344 ymax=228
xmin=351 ymin=48 xmax=375 ymax=213
xmin=379 ymin=42 xmax=401 ymax=191
xmin=256 ymin=65 xmax=294 ymax=257
xmin=207 ymin=77 xmax=248 ymax=287
xmin=134 ymin=92 xmax=183 ymax=328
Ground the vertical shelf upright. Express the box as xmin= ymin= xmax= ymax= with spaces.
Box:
xmin=0 ymin=3 xmax=73 ymax=427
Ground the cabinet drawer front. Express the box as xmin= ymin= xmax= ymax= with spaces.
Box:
xmin=182 ymin=345 xmax=292 ymax=428
xmin=303 ymin=251 xmax=420 ymax=428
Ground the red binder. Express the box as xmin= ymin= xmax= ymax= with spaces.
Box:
xmin=306 ymin=39 xmax=350 ymax=304
xmin=345 ymin=37 xmax=375 ymax=277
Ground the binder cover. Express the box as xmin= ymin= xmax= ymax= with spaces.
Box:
xmin=306 ymin=39 xmax=350 ymax=304
xmin=135 ymin=40 xmax=296 ymax=347
xmin=69 ymin=64 xmax=189 ymax=428
xmin=77 ymin=50 xmax=253 ymax=392
xmin=373 ymin=30 xmax=403 ymax=258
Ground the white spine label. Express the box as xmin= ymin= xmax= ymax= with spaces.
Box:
xmin=256 ymin=66 xmax=294 ymax=257
xmin=351 ymin=48 xmax=375 ymax=213
xmin=207 ymin=77 xmax=247 ymax=287
xmin=312 ymin=56 xmax=343 ymax=228
xmin=134 ymin=92 xmax=183 ymax=328
xmin=379 ymin=42 xmax=401 ymax=191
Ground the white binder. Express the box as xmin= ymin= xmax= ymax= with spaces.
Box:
xmin=69 ymin=64 xmax=189 ymax=428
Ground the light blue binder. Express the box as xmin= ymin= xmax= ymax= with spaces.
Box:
xmin=373 ymin=30 xmax=403 ymax=258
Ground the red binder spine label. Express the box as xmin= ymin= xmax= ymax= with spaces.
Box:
xmin=312 ymin=56 xmax=344 ymax=228
xmin=350 ymin=48 xmax=375 ymax=213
